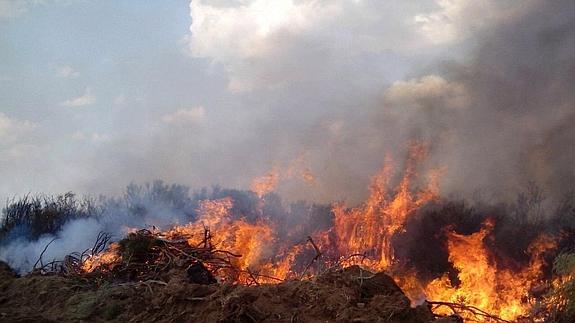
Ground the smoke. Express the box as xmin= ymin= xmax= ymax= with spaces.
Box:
xmin=1 ymin=218 xmax=104 ymax=273
xmin=179 ymin=0 xmax=575 ymax=203
xmin=0 ymin=182 xmax=197 ymax=273
xmin=0 ymin=182 xmax=333 ymax=273
xmin=187 ymin=1 xmax=575 ymax=201
xmin=2 ymin=1 xmax=572 ymax=206
xmin=420 ymin=0 xmax=575 ymax=200
xmin=2 ymin=0 xmax=575 ymax=273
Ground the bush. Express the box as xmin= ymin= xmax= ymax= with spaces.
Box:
xmin=544 ymin=253 xmax=575 ymax=322
xmin=0 ymin=193 xmax=99 ymax=243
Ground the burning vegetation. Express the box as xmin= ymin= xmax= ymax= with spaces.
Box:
xmin=2 ymin=145 xmax=575 ymax=322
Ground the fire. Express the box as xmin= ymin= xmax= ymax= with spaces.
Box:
xmin=81 ymin=243 xmax=120 ymax=272
xmin=77 ymin=142 xmax=561 ymax=321
xmin=250 ymin=167 xmax=280 ymax=198
xmin=164 ymin=197 xmax=278 ymax=280
xmin=81 ymin=142 xmax=439 ymax=281
xmin=423 ymin=220 xmax=556 ymax=321
xmin=328 ymin=143 xmax=438 ymax=271
xmin=250 ymin=155 xmax=316 ymax=197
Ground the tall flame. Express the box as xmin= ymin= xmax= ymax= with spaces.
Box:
xmin=80 ymin=142 xmax=559 ymax=321
xmin=423 ymin=220 xmax=556 ymax=320
xmin=328 ymin=143 xmax=438 ymax=271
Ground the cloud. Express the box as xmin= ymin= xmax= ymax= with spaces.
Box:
xmin=56 ymin=65 xmax=80 ymax=79
xmin=0 ymin=0 xmax=59 ymax=19
xmin=161 ymin=106 xmax=205 ymax=124
xmin=0 ymin=1 xmax=82 ymax=20
xmin=0 ymin=0 xmax=30 ymax=18
xmin=187 ymin=0 xmax=438 ymax=92
xmin=384 ymin=75 xmax=469 ymax=111
xmin=0 ymin=113 xmax=40 ymax=169
xmin=60 ymin=88 xmax=96 ymax=107
xmin=185 ymin=0 xmax=575 ymax=203
xmin=5 ymin=0 xmax=571 ymax=207
xmin=71 ymin=131 xmax=111 ymax=143
xmin=113 ymin=95 xmax=126 ymax=105
xmin=414 ymin=0 xmax=526 ymax=44
xmin=0 ymin=113 xmax=37 ymax=145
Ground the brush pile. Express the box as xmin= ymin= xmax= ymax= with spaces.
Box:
xmin=4 ymin=228 xmax=447 ymax=322
xmin=25 ymin=225 xmax=574 ymax=322
xmin=36 ymin=228 xmax=269 ymax=285
xmin=1 ymin=260 xmax=446 ymax=322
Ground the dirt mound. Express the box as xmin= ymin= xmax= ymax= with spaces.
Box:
xmin=0 ymin=262 xmax=450 ymax=322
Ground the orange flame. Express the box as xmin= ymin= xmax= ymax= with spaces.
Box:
xmin=250 ymin=155 xmax=316 ymax=198
xmin=250 ymin=167 xmax=281 ymax=198
xmin=81 ymin=243 xmax=120 ymax=272
xmin=80 ymin=142 xmax=560 ymax=321
xmin=423 ymin=221 xmax=556 ymax=320
xmin=329 ymin=143 xmax=438 ymax=271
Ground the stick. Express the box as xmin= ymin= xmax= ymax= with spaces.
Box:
xmin=299 ymin=236 xmax=322 ymax=280
xmin=427 ymin=300 xmax=512 ymax=323
xmin=34 ymin=237 xmax=58 ymax=269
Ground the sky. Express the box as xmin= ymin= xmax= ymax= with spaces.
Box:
xmin=1 ymin=0 xmax=574 ymax=205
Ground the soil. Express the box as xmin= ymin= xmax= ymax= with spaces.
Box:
xmin=0 ymin=262 xmax=458 ymax=322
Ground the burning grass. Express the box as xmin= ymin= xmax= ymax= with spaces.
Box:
xmin=3 ymin=145 xmax=575 ymax=322
xmin=27 ymin=221 xmax=565 ymax=321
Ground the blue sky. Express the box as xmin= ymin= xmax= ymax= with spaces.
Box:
xmin=1 ymin=1 xmax=231 ymax=200
xmin=1 ymin=1 xmax=218 ymax=130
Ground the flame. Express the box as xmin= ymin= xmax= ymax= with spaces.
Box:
xmin=250 ymin=155 xmax=316 ymax=198
xmin=165 ymin=197 xmax=277 ymax=278
xmin=423 ymin=220 xmax=556 ymax=321
xmin=329 ymin=143 xmax=438 ymax=271
xmin=83 ymin=142 xmax=438 ymax=281
xmin=250 ymin=167 xmax=281 ymax=198
xmin=78 ymin=142 xmax=561 ymax=321
xmin=81 ymin=243 xmax=121 ymax=272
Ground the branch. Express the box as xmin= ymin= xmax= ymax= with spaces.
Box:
xmin=33 ymin=237 xmax=58 ymax=270
xmin=299 ymin=236 xmax=322 ymax=280
xmin=426 ymin=300 xmax=512 ymax=323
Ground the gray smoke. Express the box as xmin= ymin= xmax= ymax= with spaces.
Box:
xmin=215 ymin=0 xmax=575 ymax=203
xmin=168 ymin=0 xmax=575 ymax=203
xmin=421 ymin=0 xmax=575 ymax=200
xmin=0 ymin=183 xmax=195 ymax=273
xmin=2 ymin=0 xmax=575 ymax=272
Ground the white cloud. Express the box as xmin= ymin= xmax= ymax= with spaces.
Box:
xmin=90 ymin=132 xmax=110 ymax=143
xmin=161 ymin=106 xmax=206 ymax=124
xmin=71 ymin=131 xmax=111 ymax=143
xmin=0 ymin=0 xmax=30 ymax=18
xmin=1 ymin=143 xmax=43 ymax=161
xmin=71 ymin=131 xmax=86 ymax=141
xmin=113 ymin=94 xmax=126 ymax=105
xmin=187 ymin=0 xmax=436 ymax=92
xmin=0 ymin=1 xmax=82 ymax=19
xmin=189 ymin=0 xmax=325 ymax=60
xmin=0 ymin=113 xmax=37 ymax=145
xmin=60 ymin=88 xmax=96 ymax=107
xmin=187 ymin=0 xmax=531 ymax=92
xmin=414 ymin=0 xmax=523 ymax=44
xmin=0 ymin=0 xmax=58 ymax=19
xmin=56 ymin=65 xmax=80 ymax=79
xmin=384 ymin=75 xmax=469 ymax=110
